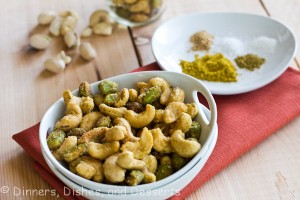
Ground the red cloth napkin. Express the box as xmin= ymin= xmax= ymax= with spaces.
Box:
xmin=13 ymin=62 xmax=300 ymax=200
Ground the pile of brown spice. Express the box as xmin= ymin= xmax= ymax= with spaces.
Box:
xmin=234 ymin=54 xmax=265 ymax=71
xmin=190 ymin=31 xmax=214 ymax=51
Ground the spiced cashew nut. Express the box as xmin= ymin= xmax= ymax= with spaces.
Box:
xmin=55 ymin=102 xmax=82 ymax=132
xmin=163 ymin=102 xmax=187 ymax=124
xmin=87 ymin=141 xmax=120 ymax=160
xmin=117 ymin=151 xmax=146 ymax=170
xmin=150 ymin=128 xmax=173 ymax=154
xmin=149 ymin=77 xmax=172 ymax=105
xmin=114 ymin=88 xmax=130 ymax=107
xmin=103 ymin=154 xmax=126 ymax=183
xmin=170 ymin=112 xmax=192 ymax=134
xmin=171 ymin=130 xmax=201 ymax=158
xmin=113 ymin=117 xmax=138 ymax=142
xmin=124 ymin=104 xmax=155 ymax=128
xmin=121 ymin=127 xmax=153 ymax=159
xmin=99 ymin=103 xmax=127 ymax=118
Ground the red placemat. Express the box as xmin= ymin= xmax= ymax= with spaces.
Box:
xmin=13 ymin=62 xmax=300 ymax=199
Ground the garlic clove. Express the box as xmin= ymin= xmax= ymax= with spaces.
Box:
xmin=29 ymin=34 xmax=52 ymax=50
xmin=79 ymin=43 xmax=96 ymax=61
xmin=38 ymin=11 xmax=56 ymax=25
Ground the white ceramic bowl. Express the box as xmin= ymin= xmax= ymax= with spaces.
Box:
xmin=43 ymin=124 xmax=218 ymax=200
xmin=39 ymin=71 xmax=217 ymax=194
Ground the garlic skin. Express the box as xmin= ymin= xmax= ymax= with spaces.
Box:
xmin=79 ymin=43 xmax=96 ymax=61
xmin=29 ymin=34 xmax=52 ymax=50
xmin=38 ymin=11 xmax=56 ymax=25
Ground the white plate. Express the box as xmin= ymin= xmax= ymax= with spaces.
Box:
xmin=43 ymin=124 xmax=218 ymax=200
xmin=152 ymin=12 xmax=297 ymax=95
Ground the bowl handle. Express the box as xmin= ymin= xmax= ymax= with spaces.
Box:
xmin=192 ymin=88 xmax=217 ymax=131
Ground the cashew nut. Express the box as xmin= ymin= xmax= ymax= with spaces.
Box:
xmin=117 ymin=151 xmax=146 ymax=170
xmin=114 ymin=88 xmax=129 ymax=107
xmin=76 ymin=161 xmax=96 ymax=180
xmin=89 ymin=9 xmax=111 ymax=27
xmin=99 ymin=103 xmax=127 ymax=118
xmin=128 ymin=88 xmax=138 ymax=102
xmin=80 ymin=96 xmax=94 ymax=114
xmin=78 ymin=127 xmax=108 ymax=144
xmin=60 ymin=15 xmax=77 ymax=35
xmin=163 ymin=102 xmax=187 ymax=124
xmin=113 ymin=117 xmax=138 ymax=142
xmin=54 ymin=102 xmax=82 ymax=132
xmin=54 ymin=136 xmax=77 ymax=160
xmin=171 ymin=130 xmax=201 ymax=158
xmin=170 ymin=112 xmax=192 ymax=134
xmin=87 ymin=141 xmax=120 ymax=160
xmin=103 ymin=126 xmax=126 ymax=142
xmin=69 ymin=156 xmax=104 ymax=183
xmin=79 ymin=112 xmax=103 ymax=131
xmin=150 ymin=128 xmax=173 ymax=154
xmin=142 ymin=155 xmax=157 ymax=183
xmin=79 ymin=42 xmax=96 ymax=61
xmin=44 ymin=51 xmax=71 ymax=73
xmin=149 ymin=77 xmax=172 ymax=105
xmin=186 ymin=103 xmax=198 ymax=119
xmin=63 ymin=90 xmax=94 ymax=114
xmin=142 ymin=155 xmax=157 ymax=174
xmin=81 ymin=27 xmax=93 ymax=37
xmin=93 ymin=94 xmax=105 ymax=106
xmin=63 ymin=143 xmax=87 ymax=162
xmin=93 ymin=22 xmax=113 ymax=36
xmin=153 ymin=109 xmax=164 ymax=123
xmin=168 ymin=87 xmax=185 ymax=104
xmin=136 ymin=81 xmax=151 ymax=94
xmin=124 ymin=104 xmax=155 ymax=128
xmin=121 ymin=127 xmax=153 ymax=159
xmin=103 ymin=154 xmax=126 ymax=183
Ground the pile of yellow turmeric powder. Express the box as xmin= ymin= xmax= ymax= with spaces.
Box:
xmin=180 ymin=53 xmax=238 ymax=82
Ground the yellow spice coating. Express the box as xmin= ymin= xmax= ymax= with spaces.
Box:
xmin=180 ymin=53 xmax=238 ymax=82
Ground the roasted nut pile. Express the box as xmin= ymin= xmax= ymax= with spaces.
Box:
xmin=47 ymin=77 xmax=202 ymax=185
xmin=109 ymin=0 xmax=164 ymax=24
